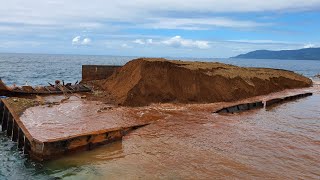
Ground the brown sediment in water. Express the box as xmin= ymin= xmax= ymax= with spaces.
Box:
xmin=19 ymin=87 xmax=316 ymax=143
xmin=46 ymin=86 xmax=320 ymax=179
xmin=98 ymin=58 xmax=312 ymax=106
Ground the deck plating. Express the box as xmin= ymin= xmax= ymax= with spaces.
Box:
xmin=0 ymin=98 xmax=148 ymax=161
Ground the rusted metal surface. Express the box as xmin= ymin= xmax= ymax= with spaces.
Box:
xmin=1 ymin=98 xmax=34 ymax=155
xmin=30 ymin=125 xmax=147 ymax=161
xmin=214 ymin=92 xmax=313 ymax=114
xmin=214 ymin=101 xmax=264 ymax=114
xmin=266 ymin=92 xmax=313 ymax=107
xmin=82 ymin=65 xmax=121 ymax=81
xmin=0 ymin=98 xmax=148 ymax=161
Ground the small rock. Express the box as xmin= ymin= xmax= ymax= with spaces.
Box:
xmin=13 ymin=99 xmax=18 ymax=102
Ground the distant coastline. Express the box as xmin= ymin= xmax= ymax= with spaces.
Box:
xmin=233 ymin=47 xmax=320 ymax=60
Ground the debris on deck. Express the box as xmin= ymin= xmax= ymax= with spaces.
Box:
xmin=0 ymin=78 xmax=91 ymax=96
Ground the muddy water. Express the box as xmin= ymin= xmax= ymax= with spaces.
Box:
xmin=20 ymin=87 xmax=316 ymax=142
xmin=35 ymin=87 xmax=319 ymax=179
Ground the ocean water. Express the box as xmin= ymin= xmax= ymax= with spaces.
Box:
xmin=0 ymin=53 xmax=320 ymax=179
xmin=0 ymin=53 xmax=319 ymax=86
xmin=0 ymin=53 xmax=134 ymax=86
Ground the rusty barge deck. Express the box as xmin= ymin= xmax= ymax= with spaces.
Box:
xmin=0 ymin=97 xmax=149 ymax=161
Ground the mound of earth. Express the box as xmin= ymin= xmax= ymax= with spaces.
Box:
xmin=101 ymin=58 xmax=312 ymax=106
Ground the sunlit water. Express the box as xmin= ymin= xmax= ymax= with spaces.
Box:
xmin=0 ymin=53 xmax=320 ymax=179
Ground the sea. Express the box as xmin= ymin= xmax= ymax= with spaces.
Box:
xmin=0 ymin=53 xmax=319 ymax=179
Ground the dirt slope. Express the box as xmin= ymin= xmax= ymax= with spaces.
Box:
xmin=101 ymin=58 xmax=312 ymax=106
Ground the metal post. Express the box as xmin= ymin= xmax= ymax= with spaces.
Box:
xmin=17 ymin=128 xmax=25 ymax=150
xmin=12 ymin=120 xmax=19 ymax=142
xmin=7 ymin=113 xmax=13 ymax=137
xmin=23 ymin=137 xmax=31 ymax=155
xmin=0 ymin=100 xmax=3 ymax=125
xmin=1 ymin=106 xmax=8 ymax=131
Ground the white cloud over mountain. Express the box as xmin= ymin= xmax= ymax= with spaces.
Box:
xmin=303 ymin=43 xmax=316 ymax=48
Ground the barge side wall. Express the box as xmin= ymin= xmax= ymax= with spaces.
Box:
xmin=82 ymin=65 xmax=121 ymax=81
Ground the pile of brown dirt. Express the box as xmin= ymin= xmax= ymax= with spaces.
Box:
xmin=100 ymin=58 xmax=312 ymax=106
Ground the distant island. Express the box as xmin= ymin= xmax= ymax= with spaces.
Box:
xmin=233 ymin=47 xmax=320 ymax=60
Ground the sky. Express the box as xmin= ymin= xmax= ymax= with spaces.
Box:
xmin=0 ymin=0 xmax=320 ymax=58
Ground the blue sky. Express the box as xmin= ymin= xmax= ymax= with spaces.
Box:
xmin=0 ymin=0 xmax=320 ymax=58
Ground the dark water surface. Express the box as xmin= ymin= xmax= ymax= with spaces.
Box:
xmin=0 ymin=53 xmax=320 ymax=179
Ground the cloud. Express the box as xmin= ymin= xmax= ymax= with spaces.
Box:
xmin=72 ymin=36 xmax=81 ymax=45
xmin=1 ymin=1 xmax=320 ymax=56
xmin=72 ymin=36 xmax=91 ymax=45
xmin=82 ymin=38 xmax=91 ymax=45
xmin=210 ymin=39 xmax=317 ymax=56
xmin=1 ymin=0 xmax=319 ymax=31
xmin=121 ymin=0 xmax=320 ymax=13
xmin=112 ymin=36 xmax=209 ymax=50
xmin=162 ymin=36 xmax=210 ymax=49
xmin=133 ymin=39 xmax=145 ymax=45
xmin=227 ymin=39 xmax=300 ymax=45
xmin=144 ymin=17 xmax=270 ymax=30
xmin=121 ymin=43 xmax=132 ymax=48
xmin=303 ymin=43 xmax=316 ymax=48
xmin=133 ymin=38 xmax=154 ymax=45
xmin=147 ymin=39 xmax=153 ymax=44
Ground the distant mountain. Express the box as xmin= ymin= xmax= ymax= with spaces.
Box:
xmin=233 ymin=48 xmax=320 ymax=60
